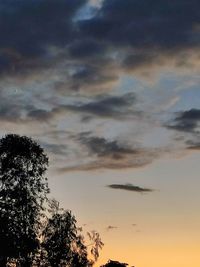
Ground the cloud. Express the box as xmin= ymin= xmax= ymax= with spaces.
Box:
xmin=80 ymin=0 xmax=200 ymax=49
xmin=107 ymin=184 xmax=154 ymax=193
xmin=122 ymin=52 xmax=157 ymax=71
xmin=58 ymin=134 xmax=166 ymax=172
xmin=39 ymin=141 xmax=68 ymax=155
xmin=28 ymin=109 xmax=54 ymax=122
xmin=0 ymin=0 xmax=86 ymax=59
xmin=23 ymin=92 xmax=139 ymax=122
xmin=78 ymin=0 xmax=200 ymax=74
xmin=0 ymin=0 xmax=199 ymax=92
xmin=186 ymin=140 xmax=200 ymax=150
xmin=167 ymin=109 xmax=200 ymax=133
xmin=0 ymin=0 xmax=118 ymax=92
xmin=0 ymin=90 xmax=35 ymax=123
xmin=67 ymin=92 xmax=138 ymax=119
xmin=0 ymin=0 xmax=199 ymax=175
xmin=64 ymin=62 xmax=119 ymax=92
xmin=68 ymin=39 xmax=107 ymax=59
xmin=79 ymin=136 xmax=138 ymax=158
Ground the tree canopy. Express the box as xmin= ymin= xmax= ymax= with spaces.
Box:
xmin=40 ymin=199 xmax=90 ymax=267
xmin=100 ymin=260 xmax=129 ymax=267
xmin=0 ymin=134 xmax=49 ymax=266
xmin=0 ymin=134 xmax=105 ymax=267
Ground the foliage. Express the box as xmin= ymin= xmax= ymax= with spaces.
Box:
xmin=0 ymin=134 xmax=49 ymax=266
xmin=42 ymin=199 xmax=84 ymax=266
xmin=38 ymin=199 xmax=103 ymax=267
xmin=0 ymin=134 xmax=104 ymax=267
xmin=87 ymin=231 xmax=104 ymax=263
xmin=100 ymin=260 xmax=129 ymax=267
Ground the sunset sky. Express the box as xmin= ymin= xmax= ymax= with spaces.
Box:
xmin=0 ymin=0 xmax=200 ymax=266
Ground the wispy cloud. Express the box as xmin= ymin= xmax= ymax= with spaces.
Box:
xmin=57 ymin=133 xmax=167 ymax=172
xmin=65 ymin=92 xmax=139 ymax=120
xmin=21 ymin=92 xmax=139 ymax=123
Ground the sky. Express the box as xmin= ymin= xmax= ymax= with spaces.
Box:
xmin=0 ymin=0 xmax=200 ymax=266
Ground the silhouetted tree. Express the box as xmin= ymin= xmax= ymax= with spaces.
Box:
xmin=100 ymin=260 xmax=129 ymax=267
xmin=38 ymin=199 xmax=88 ymax=267
xmin=0 ymin=134 xmax=49 ymax=267
xmin=39 ymin=199 xmax=103 ymax=267
xmin=87 ymin=231 xmax=104 ymax=264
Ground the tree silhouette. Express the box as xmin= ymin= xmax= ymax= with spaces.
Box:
xmin=0 ymin=134 xmax=104 ymax=267
xmin=87 ymin=231 xmax=104 ymax=264
xmin=39 ymin=199 xmax=88 ymax=267
xmin=0 ymin=134 xmax=49 ymax=267
xmin=39 ymin=199 xmax=103 ymax=267
xmin=100 ymin=260 xmax=129 ymax=267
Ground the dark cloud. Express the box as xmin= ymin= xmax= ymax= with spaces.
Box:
xmin=39 ymin=141 xmax=68 ymax=155
xmin=28 ymin=109 xmax=53 ymax=121
xmin=0 ymin=0 xmax=199 ymax=83
xmin=67 ymin=92 xmax=138 ymax=119
xmin=107 ymin=184 xmax=154 ymax=193
xmin=0 ymin=100 xmax=55 ymax=123
xmin=0 ymin=0 xmax=87 ymax=75
xmin=78 ymin=136 xmax=138 ymax=159
xmin=0 ymin=51 xmax=16 ymax=74
xmin=167 ymin=109 xmax=200 ymax=133
xmin=68 ymin=63 xmax=118 ymax=92
xmin=58 ymin=134 xmax=163 ymax=172
xmin=0 ymin=90 xmax=35 ymax=123
xmin=78 ymin=0 xmax=200 ymax=72
xmin=79 ymin=0 xmax=200 ymax=49
xmin=0 ymin=0 xmax=86 ymax=54
xmin=122 ymin=52 xmax=157 ymax=70
xmin=186 ymin=140 xmax=200 ymax=150
xmin=24 ymin=93 xmax=138 ymax=122
xmin=0 ymin=104 xmax=22 ymax=122
xmin=68 ymin=39 xmax=107 ymax=59
xmin=26 ymin=104 xmax=76 ymax=122
xmin=0 ymin=0 xmax=119 ymax=94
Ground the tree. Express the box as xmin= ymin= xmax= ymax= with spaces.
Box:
xmin=39 ymin=199 xmax=103 ymax=267
xmin=0 ymin=134 xmax=49 ymax=267
xmin=100 ymin=260 xmax=129 ymax=267
xmin=87 ymin=231 xmax=104 ymax=264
